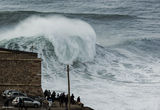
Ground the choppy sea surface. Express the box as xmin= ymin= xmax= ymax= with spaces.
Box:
xmin=0 ymin=0 xmax=160 ymax=110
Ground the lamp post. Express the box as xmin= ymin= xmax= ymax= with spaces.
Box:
xmin=67 ymin=65 xmax=71 ymax=110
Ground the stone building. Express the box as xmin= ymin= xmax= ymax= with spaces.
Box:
xmin=0 ymin=48 xmax=43 ymax=96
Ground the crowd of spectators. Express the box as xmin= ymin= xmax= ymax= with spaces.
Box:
xmin=43 ymin=89 xmax=83 ymax=108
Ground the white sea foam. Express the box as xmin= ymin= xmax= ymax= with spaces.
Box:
xmin=0 ymin=15 xmax=96 ymax=64
xmin=1 ymin=15 xmax=160 ymax=110
xmin=1 ymin=35 xmax=160 ymax=110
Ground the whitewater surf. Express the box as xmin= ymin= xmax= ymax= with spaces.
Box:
xmin=1 ymin=1 xmax=160 ymax=110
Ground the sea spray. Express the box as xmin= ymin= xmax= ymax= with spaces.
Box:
xmin=0 ymin=15 xmax=96 ymax=64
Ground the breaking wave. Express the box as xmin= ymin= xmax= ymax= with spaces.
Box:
xmin=1 ymin=13 xmax=160 ymax=110
xmin=1 ymin=36 xmax=160 ymax=110
xmin=0 ymin=15 xmax=96 ymax=64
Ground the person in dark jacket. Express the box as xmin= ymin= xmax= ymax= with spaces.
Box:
xmin=44 ymin=89 xmax=48 ymax=98
xmin=77 ymin=96 xmax=80 ymax=103
xmin=64 ymin=95 xmax=68 ymax=108
xmin=51 ymin=91 xmax=56 ymax=101
xmin=71 ymin=94 xmax=75 ymax=104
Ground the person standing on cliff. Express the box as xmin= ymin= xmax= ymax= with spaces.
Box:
xmin=77 ymin=96 xmax=80 ymax=103
xmin=64 ymin=94 xmax=68 ymax=109
xmin=71 ymin=94 xmax=75 ymax=104
xmin=77 ymin=96 xmax=83 ymax=107
xmin=48 ymin=90 xmax=51 ymax=98
xmin=44 ymin=89 xmax=48 ymax=98
xmin=51 ymin=91 xmax=56 ymax=101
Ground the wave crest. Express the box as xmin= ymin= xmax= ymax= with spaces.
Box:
xmin=0 ymin=15 xmax=96 ymax=64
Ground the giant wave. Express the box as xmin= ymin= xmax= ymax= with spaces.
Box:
xmin=1 ymin=15 xmax=160 ymax=110
xmin=0 ymin=15 xmax=96 ymax=64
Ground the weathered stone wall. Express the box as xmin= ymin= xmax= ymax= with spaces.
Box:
xmin=0 ymin=52 xmax=37 ymax=59
xmin=0 ymin=50 xmax=43 ymax=96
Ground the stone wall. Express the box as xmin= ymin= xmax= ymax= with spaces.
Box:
xmin=0 ymin=51 xmax=37 ymax=59
xmin=0 ymin=50 xmax=43 ymax=96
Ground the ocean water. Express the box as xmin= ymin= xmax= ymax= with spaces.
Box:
xmin=0 ymin=0 xmax=160 ymax=110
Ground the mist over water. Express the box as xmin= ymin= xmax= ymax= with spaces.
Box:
xmin=0 ymin=0 xmax=160 ymax=110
